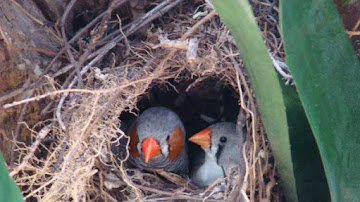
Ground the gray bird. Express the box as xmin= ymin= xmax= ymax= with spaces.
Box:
xmin=128 ymin=107 xmax=188 ymax=174
xmin=188 ymin=122 xmax=244 ymax=187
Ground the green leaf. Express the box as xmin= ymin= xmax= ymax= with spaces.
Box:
xmin=212 ymin=0 xmax=329 ymax=201
xmin=0 ymin=153 xmax=23 ymax=202
xmin=281 ymin=0 xmax=360 ymax=201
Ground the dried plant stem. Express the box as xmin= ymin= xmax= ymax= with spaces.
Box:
xmin=235 ymin=65 xmax=256 ymax=202
xmin=10 ymin=124 xmax=53 ymax=177
xmin=61 ymin=95 xmax=99 ymax=172
xmin=3 ymin=76 xmax=151 ymax=109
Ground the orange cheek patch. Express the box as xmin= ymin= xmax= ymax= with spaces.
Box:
xmin=168 ymin=126 xmax=185 ymax=160
xmin=129 ymin=123 xmax=140 ymax=158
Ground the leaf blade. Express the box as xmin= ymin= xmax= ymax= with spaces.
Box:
xmin=281 ymin=0 xmax=360 ymax=201
xmin=212 ymin=0 xmax=329 ymax=201
xmin=0 ymin=153 xmax=23 ymax=202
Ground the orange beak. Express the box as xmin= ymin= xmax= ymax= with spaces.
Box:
xmin=188 ymin=127 xmax=211 ymax=149
xmin=141 ymin=136 xmax=161 ymax=163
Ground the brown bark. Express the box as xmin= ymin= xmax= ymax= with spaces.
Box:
xmin=0 ymin=0 xmax=60 ymax=161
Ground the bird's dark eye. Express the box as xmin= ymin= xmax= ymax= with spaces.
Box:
xmin=166 ymin=135 xmax=170 ymax=141
xmin=220 ymin=136 xmax=227 ymax=143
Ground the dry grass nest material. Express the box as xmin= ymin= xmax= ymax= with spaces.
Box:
xmin=4 ymin=0 xmax=287 ymax=201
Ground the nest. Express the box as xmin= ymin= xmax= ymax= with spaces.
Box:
xmin=4 ymin=0 xmax=287 ymax=201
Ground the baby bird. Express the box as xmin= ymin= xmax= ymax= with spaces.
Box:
xmin=188 ymin=122 xmax=244 ymax=187
xmin=128 ymin=107 xmax=188 ymax=174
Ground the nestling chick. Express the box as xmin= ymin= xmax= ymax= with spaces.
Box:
xmin=188 ymin=122 xmax=244 ymax=187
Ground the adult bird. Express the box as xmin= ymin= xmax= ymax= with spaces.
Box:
xmin=188 ymin=122 xmax=244 ymax=187
xmin=128 ymin=107 xmax=188 ymax=175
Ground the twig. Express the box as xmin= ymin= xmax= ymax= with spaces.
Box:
xmin=10 ymin=124 xmax=53 ymax=177
xmin=3 ymin=74 xmax=158 ymax=109
xmin=202 ymin=178 xmax=224 ymax=194
xmin=9 ymin=0 xmax=42 ymax=25
xmin=235 ymin=64 xmax=256 ymax=202
xmin=349 ymin=16 xmax=360 ymax=38
xmin=9 ymin=89 xmax=34 ymax=168
xmin=56 ymin=78 xmax=78 ymax=131
xmin=51 ymin=100 xmax=72 ymax=173
xmin=52 ymin=64 xmax=74 ymax=78
xmin=3 ymin=89 xmax=96 ymax=109
xmin=51 ymin=126 xmax=69 ymax=173
xmin=117 ymin=130 xmax=143 ymax=201
xmin=182 ymin=10 xmax=217 ymax=40
xmin=8 ymin=0 xmax=63 ymax=42
xmin=241 ymin=143 xmax=250 ymax=202
xmin=138 ymin=185 xmax=222 ymax=201
xmin=221 ymin=44 xmax=254 ymax=202
xmin=40 ymin=101 xmax=54 ymax=116
xmin=264 ymin=180 xmax=276 ymax=202
xmin=24 ymin=176 xmax=57 ymax=200
xmin=60 ymin=0 xmax=83 ymax=87
xmin=61 ymin=95 xmax=100 ymax=172
xmin=45 ymin=0 xmax=181 ymax=101
xmin=87 ymin=0 xmax=184 ymax=60
xmin=348 ymin=31 xmax=360 ymax=36
xmin=60 ymin=89 xmax=122 ymax=173
xmin=28 ymin=47 xmax=67 ymax=58
xmin=43 ymin=0 xmax=129 ymax=76
xmin=154 ymin=8 xmax=217 ymax=77
xmin=0 ymin=79 xmax=31 ymax=103
xmin=116 ymin=14 xmax=132 ymax=56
